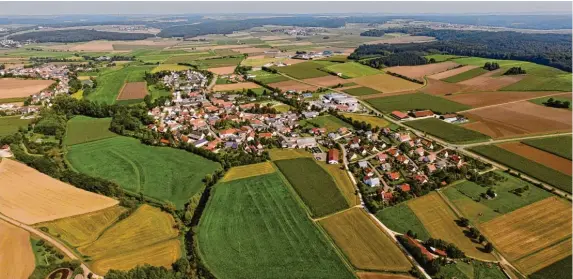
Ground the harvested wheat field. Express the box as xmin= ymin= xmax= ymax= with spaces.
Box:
xmin=385 ymin=61 xmax=459 ymax=82
xmin=427 ymin=65 xmax=479 ymax=80
xmin=78 ymin=204 xmax=180 ymax=274
xmin=36 ymin=206 xmax=127 ymax=247
xmin=302 ymin=75 xmax=347 ymax=87
xmin=445 ymin=91 xmax=570 ymax=107
xmin=70 ymin=41 xmax=115 ymax=51
xmin=481 ymin=197 xmax=572 ymax=263
xmin=221 ymin=161 xmax=275 ymax=182
xmin=208 ymin=66 xmax=237 ymax=75
xmin=269 ymin=148 xmax=312 ymax=161
xmin=268 ymin=80 xmax=318 ymax=92
xmin=91 ymin=238 xmax=181 ymax=274
xmin=419 ymin=78 xmax=468 ymax=95
xmin=0 ymin=78 xmax=55 ymax=99
xmin=0 ymin=219 xmax=35 ymax=279
xmin=0 ymin=159 xmax=118 ymax=225
xmin=408 ymin=192 xmax=496 ymax=261
xmin=462 ymin=101 xmax=572 ymax=138
xmin=213 ymin=82 xmax=260 ymax=92
xmin=458 ymin=70 xmax=524 ymax=91
xmin=514 ymin=238 xmax=572 ymax=275
xmin=498 ymin=142 xmax=572 ymax=175
xmin=117 ymin=82 xmax=148 ymax=100
xmin=350 ymin=74 xmax=422 ymax=93
xmin=319 ymin=208 xmax=412 ymax=271
xmin=357 ymin=272 xmax=414 ymax=279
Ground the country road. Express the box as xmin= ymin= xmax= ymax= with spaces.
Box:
xmin=0 ymin=213 xmax=101 ymax=278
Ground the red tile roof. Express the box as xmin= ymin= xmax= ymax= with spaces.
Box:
xmin=413 ymin=110 xmax=435 ymax=118
xmin=391 ymin=111 xmax=409 ymax=119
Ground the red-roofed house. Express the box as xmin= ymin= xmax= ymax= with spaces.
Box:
xmin=426 ymin=164 xmax=437 ymax=174
xmin=398 ymin=183 xmax=411 ymax=192
xmin=327 ymin=149 xmax=339 ymax=164
xmin=386 ymin=172 xmax=401 ymax=181
xmin=412 ymin=110 xmax=435 ymax=118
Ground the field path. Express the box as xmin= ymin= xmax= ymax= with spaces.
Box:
xmin=0 ymin=213 xmax=101 ymax=278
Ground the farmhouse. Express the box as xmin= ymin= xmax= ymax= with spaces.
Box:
xmin=411 ymin=110 xmax=435 ymax=118
xmin=327 ymin=149 xmax=339 ymax=164
xmin=391 ymin=111 xmax=409 ymax=120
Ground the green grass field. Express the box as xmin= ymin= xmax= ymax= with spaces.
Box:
xmin=404 ymin=118 xmax=490 ymax=144
xmin=275 ymin=158 xmax=350 ymax=217
xmin=64 ymin=116 xmax=117 ymax=146
xmin=273 ymin=61 xmax=331 ymax=79
xmin=248 ymin=70 xmax=289 ymax=84
xmin=443 ymin=172 xmax=552 ymax=223
xmin=325 ymin=62 xmax=381 ymax=78
xmin=529 ymin=96 xmax=572 ymax=111
xmin=443 ymin=68 xmax=488 ymax=83
xmin=450 ymin=57 xmax=572 ymax=91
xmin=197 ymin=172 xmax=354 ymax=279
xmin=435 ymin=259 xmax=507 ymax=279
xmin=86 ymin=65 xmax=154 ymax=104
xmin=425 ymin=54 xmax=466 ymax=62
xmin=66 ymin=136 xmax=220 ymax=208
xmin=530 ymin=255 xmax=572 ymax=279
xmin=0 ymin=116 xmax=31 ymax=137
xmin=521 ymin=135 xmax=572 ymax=160
xmin=366 ymin=93 xmax=471 ymax=114
xmin=191 ymin=56 xmax=244 ymax=69
xmin=376 ymin=203 xmax=431 ymax=241
xmin=343 ymin=86 xmax=380 ymax=96
xmin=300 ymin=115 xmax=352 ymax=133
xmin=148 ymin=85 xmax=171 ymax=100
xmin=470 ymin=145 xmax=572 ymax=193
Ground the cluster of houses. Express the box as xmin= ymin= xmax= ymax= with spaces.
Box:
xmin=349 ymin=127 xmax=468 ymax=203
xmin=390 ymin=109 xmax=468 ymax=123
xmin=162 ymin=70 xmax=208 ymax=93
xmin=0 ymin=39 xmax=23 ymax=48
xmin=305 ymin=93 xmax=361 ymax=113
xmin=0 ymin=65 xmax=71 ymax=114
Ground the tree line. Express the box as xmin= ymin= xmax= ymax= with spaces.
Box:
xmin=350 ymin=28 xmax=572 ymax=72
xmin=9 ymin=29 xmax=154 ymax=43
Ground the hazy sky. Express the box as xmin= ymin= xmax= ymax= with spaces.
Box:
xmin=0 ymin=1 xmax=570 ymax=16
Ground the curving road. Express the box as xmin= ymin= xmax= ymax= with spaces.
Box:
xmin=0 ymin=213 xmax=101 ymax=278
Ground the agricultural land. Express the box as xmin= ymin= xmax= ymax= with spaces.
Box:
xmin=64 ymin=116 xmax=117 ymax=146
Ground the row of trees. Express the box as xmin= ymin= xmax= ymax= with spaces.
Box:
xmin=542 ymin=97 xmax=570 ymax=109
xmin=359 ymin=51 xmax=428 ymax=68
xmin=503 ymin=67 xmax=526 ymax=75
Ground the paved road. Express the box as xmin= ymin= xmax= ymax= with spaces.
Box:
xmin=0 ymin=213 xmax=101 ymax=278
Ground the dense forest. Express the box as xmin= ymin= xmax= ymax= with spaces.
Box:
xmin=9 ymin=29 xmax=154 ymax=43
xmin=360 ymin=29 xmax=386 ymax=37
xmin=351 ymin=28 xmax=572 ymax=72
xmin=361 ymin=51 xmax=428 ymax=68
xmin=157 ymin=16 xmax=346 ymax=38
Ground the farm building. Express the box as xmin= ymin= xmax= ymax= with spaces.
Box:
xmin=411 ymin=110 xmax=435 ymax=118
xmin=391 ymin=111 xmax=409 ymax=120
xmin=327 ymin=149 xmax=339 ymax=164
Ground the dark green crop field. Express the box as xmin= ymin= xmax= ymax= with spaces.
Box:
xmin=366 ymin=93 xmax=471 ymax=114
xmin=404 ymin=118 xmax=490 ymax=144
xmin=273 ymin=61 xmax=331 ymax=79
xmin=375 ymin=203 xmax=431 ymax=241
xmin=275 ymin=158 xmax=350 ymax=217
xmin=530 ymin=255 xmax=572 ymax=279
xmin=197 ymin=172 xmax=354 ymax=279
xmin=64 ymin=116 xmax=117 ymax=146
xmin=66 ymin=136 xmax=220 ymax=208
xmin=470 ymin=145 xmax=572 ymax=193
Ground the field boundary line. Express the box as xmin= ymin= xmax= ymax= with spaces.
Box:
xmin=271 ymin=162 xmax=316 ymax=220
xmin=312 ymin=205 xmax=361 ymax=222
xmin=457 ymin=92 xmax=573 ymax=113
xmin=513 ymin=236 xmax=572 ymax=262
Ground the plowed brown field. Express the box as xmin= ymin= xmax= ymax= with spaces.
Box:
xmin=117 ymin=82 xmax=148 ymax=100
xmin=497 ymin=142 xmax=572 ymax=175
xmin=458 ymin=70 xmax=523 ymax=91
xmin=268 ymin=80 xmax=318 ymax=92
xmin=207 ymin=66 xmax=236 ymax=75
xmin=0 ymin=159 xmax=118 ymax=225
xmin=446 ymin=91 xmax=571 ymax=107
xmin=427 ymin=65 xmax=479 ymax=80
xmin=302 ymin=75 xmax=347 ymax=87
xmin=462 ymin=101 xmax=572 ymax=138
xmin=419 ymin=78 xmax=468 ymax=95
xmin=0 ymin=78 xmax=55 ymax=99
xmin=385 ymin=61 xmax=459 ymax=82
xmin=0 ymin=219 xmax=35 ymax=279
